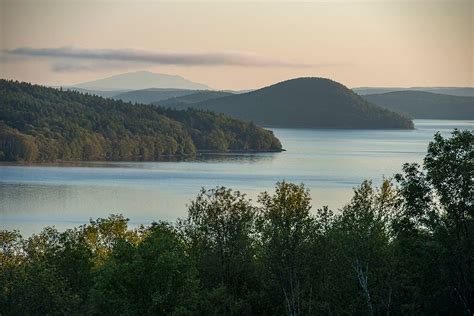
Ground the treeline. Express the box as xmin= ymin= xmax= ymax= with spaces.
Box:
xmin=1 ymin=130 xmax=472 ymax=315
xmin=0 ymin=80 xmax=282 ymax=162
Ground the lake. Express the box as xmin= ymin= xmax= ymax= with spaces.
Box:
xmin=1 ymin=119 xmax=472 ymax=235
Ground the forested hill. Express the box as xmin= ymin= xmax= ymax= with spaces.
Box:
xmin=363 ymin=91 xmax=474 ymax=119
xmin=155 ymin=90 xmax=234 ymax=107
xmin=353 ymin=86 xmax=474 ymax=97
xmin=112 ymin=88 xmax=197 ymax=104
xmin=174 ymin=78 xmax=414 ymax=129
xmin=0 ymin=80 xmax=282 ymax=162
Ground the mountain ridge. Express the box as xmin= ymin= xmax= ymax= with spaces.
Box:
xmin=363 ymin=90 xmax=474 ymax=119
xmin=155 ymin=91 xmax=234 ymax=107
xmin=112 ymin=88 xmax=199 ymax=104
xmin=353 ymin=86 xmax=474 ymax=97
xmin=73 ymin=71 xmax=211 ymax=90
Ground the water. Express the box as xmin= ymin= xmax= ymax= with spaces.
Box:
xmin=1 ymin=119 xmax=472 ymax=235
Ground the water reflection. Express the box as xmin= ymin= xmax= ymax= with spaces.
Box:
xmin=0 ymin=152 xmax=277 ymax=170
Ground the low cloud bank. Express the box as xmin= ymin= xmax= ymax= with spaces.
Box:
xmin=4 ymin=47 xmax=311 ymax=71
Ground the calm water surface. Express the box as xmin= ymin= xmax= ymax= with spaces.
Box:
xmin=1 ymin=119 xmax=472 ymax=235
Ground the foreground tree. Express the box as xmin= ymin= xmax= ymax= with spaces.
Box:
xmin=89 ymin=223 xmax=199 ymax=315
xmin=181 ymin=187 xmax=261 ymax=314
xmin=323 ymin=180 xmax=397 ymax=315
xmin=392 ymin=129 xmax=473 ymax=314
xmin=257 ymin=182 xmax=315 ymax=315
xmin=0 ymin=227 xmax=93 ymax=315
xmin=424 ymin=130 xmax=473 ymax=314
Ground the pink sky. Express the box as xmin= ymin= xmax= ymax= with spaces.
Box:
xmin=1 ymin=0 xmax=472 ymax=90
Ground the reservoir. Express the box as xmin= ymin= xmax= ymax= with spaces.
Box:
xmin=1 ymin=119 xmax=472 ymax=235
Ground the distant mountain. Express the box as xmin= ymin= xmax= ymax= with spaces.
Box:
xmin=0 ymin=80 xmax=282 ymax=162
xmin=173 ymin=78 xmax=414 ymax=129
xmin=112 ymin=88 xmax=198 ymax=104
xmin=156 ymin=91 xmax=234 ymax=107
xmin=363 ymin=91 xmax=474 ymax=120
xmin=73 ymin=71 xmax=211 ymax=90
xmin=353 ymin=87 xmax=474 ymax=97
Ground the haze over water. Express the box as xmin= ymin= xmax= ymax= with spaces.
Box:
xmin=1 ymin=119 xmax=472 ymax=235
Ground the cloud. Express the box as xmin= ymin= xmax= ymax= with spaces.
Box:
xmin=3 ymin=46 xmax=311 ymax=71
xmin=51 ymin=62 xmax=95 ymax=72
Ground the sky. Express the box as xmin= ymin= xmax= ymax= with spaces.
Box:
xmin=0 ymin=0 xmax=472 ymax=90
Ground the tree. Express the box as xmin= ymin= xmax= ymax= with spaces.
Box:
xmin=1 ymin=227 xmax=89 ymax=315
xmin=181 ymin=187 xmax=261 ymax=314
xmin=257 ymin=182 xmax=315 ymax=315
xmin=327 ymin=180 xmax=397 ymax=315
xmin=424 ymin=130 xmax=473 ymax=314
xmin=392 ymin=129 xmax=473 ymax=314
xmin=89 ymin=222 xmax=198 ymax=315
xmin=425 ymin=130 xmax=473 ymax=224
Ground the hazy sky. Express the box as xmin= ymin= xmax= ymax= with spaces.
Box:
xmin=1 ymin=0 xmax=472 ymax=90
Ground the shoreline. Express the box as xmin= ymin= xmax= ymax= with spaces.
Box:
xmin=0 ymin=149 xmax=286 ymax=165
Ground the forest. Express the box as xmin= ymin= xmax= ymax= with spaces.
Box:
xmin=0 ymin=80 xmax=282 ymax=162
xmin=0 ymin=129 xmax=472 ymax=315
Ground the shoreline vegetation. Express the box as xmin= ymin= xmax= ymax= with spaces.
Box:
xmin=0 ymin=80 xmax=283 ymax=162
xmin=1 ymin=130 xmax=472 ymax=315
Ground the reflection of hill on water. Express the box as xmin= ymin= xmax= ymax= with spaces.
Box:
xmin=0 ymin=152 xmax=277 ymax=169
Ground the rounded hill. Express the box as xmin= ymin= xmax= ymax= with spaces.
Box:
xmin=186 ymin=78 xmax=414 ymax=129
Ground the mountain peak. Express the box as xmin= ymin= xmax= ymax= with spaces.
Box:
xmin=74 ymin=71 xmax=211 ymax=91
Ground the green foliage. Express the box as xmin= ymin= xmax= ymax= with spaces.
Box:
xmin=0 ymin=80 xmax=282 ymax=162
xmin=326 ymin=180 xmax=397 ymax=315
xmin=257 ymin=182 xmax=315 ymax=315
xmin=425 ymin=130 xmax=473 ymax=220
xmin=89 ymin=223 xmax=199 ymax=315
xmin=0 ymin=122 xmax=38 ymax=161
xmin=390 ymin=130 xmax=473 ymax=314
xmin=0 ymin=227 xmax=93 ymax=315
xmin=0 ymin=130 xmax=472 ymax=314
xmin=181 ymin=187 xmax=261 ymax=314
